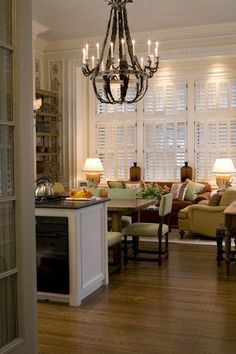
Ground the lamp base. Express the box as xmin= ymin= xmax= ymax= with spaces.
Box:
xmin=86 ymin=172 xmax=101 ymax=188
xmin=216 ymin=174 xmax=231 ymax=189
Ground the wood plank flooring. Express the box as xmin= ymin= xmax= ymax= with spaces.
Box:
xmin=37 ymin=243 xmax=236 ymax=354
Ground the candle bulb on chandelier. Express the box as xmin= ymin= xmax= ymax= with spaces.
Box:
xmin=92 ymin=56 xmax=95 ymax=68
xmin=85 ymin=43 xmax=89 ymax=60
xmin=140 ymin=57 xmax=144 ymax=69
xmin=110 ymin=42 xmax=114 ymax=58
xmin=121 ymin=38 xmax=125 ymax=57
xmin=147 ymin=40 xmax=151 ymax=57
xmin=96 ymin=43 xmax=100 ymax=59
xmin=154 ymin=47 xmax=158 ymax=58
xmin=82 ymin=48 xmax=86 ymax=64
xmin=155 ymin=41 xmax=159 ymax=57
xmin=132 ymin=39 xmax=135 ymax=56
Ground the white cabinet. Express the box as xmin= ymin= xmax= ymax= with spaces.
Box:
xmin=35 ymin=200 xmax=108 ymax=306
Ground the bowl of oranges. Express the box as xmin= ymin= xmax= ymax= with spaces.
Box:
xmin=66 ymin=188 xmax=95 ymax=201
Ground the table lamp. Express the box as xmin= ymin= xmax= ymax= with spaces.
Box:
xmin=212 ymin=158 xmax=236 ymax=188
xmin=82 ymin=158 xmax=104 ymax=187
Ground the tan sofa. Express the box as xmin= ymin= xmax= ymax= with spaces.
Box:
xmin=178 ymin=188 xmax=236 ymax=238
xmin=92 ymin=181 xmax=212 ymax=228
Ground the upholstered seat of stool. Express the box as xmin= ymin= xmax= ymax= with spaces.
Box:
xmin=107 ymin=231 xmax=122 ymax=247
xmin=107 ymin=231 xmax=122 ymax=272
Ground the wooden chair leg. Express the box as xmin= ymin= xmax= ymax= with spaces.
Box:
xmin=112 ymin=243 xmax=121 ymax=265
xmin=165 ymin=233 xmax=169 ymax=258
xmin=123 ymin=236 xmax=128 ymax=265
xmin=158 ymin=234 xmax=162 ymax=266
xmin=132 ymin=236 xmax=139 ymax=256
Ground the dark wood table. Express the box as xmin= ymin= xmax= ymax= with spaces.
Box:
xmin=224 ymin=201 xmax=236 ymax=275
xmin=108 ymin=198 xmax=155 ymax=232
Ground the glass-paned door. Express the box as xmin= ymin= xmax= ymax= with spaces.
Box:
xmin=0 ymin=0 xmax=19 ymax=349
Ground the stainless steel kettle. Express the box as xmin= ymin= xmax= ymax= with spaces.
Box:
xmin=35 ymin=177 xmax=55 ymax=197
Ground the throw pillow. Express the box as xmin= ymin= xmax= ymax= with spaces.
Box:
xmin=170 ymin=180 xmax=189 ymax=201
xmin=208 ymin=193 xmax=222 ymax=206
xmin=185 ymin=180 xmax=206 ymax=201
xmin=107 ymin=181 xmax=126 ymax=189
xmin=219 ymin=188 xmax=236 ymax=206
xmin=125 ymin=182 xmax=141 ymax=190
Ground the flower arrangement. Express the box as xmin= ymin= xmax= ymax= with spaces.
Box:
xmin=136 ymin=182 xmax=170 ymax=200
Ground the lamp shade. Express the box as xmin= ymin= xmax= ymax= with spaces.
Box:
xmin=82 ymin=158 xmax=104 ymax=172
xmin=212 ymin=158 xmax=236 ymax=173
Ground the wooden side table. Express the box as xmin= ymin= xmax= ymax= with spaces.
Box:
xmin=224 ymin=201 xmax=236 ymax=275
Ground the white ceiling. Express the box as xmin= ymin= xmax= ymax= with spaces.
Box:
xmin=32 ymin=0 xmax=236 ymax=41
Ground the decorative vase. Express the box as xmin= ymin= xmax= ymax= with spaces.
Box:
xmin=130 ymin=162 xmax=141 ymax=181
xmin=181 ymin=161 xmax=192 ymax=182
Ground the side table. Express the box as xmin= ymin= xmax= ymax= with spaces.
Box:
xmin=223 ymin=201 xmax=236 ymax=275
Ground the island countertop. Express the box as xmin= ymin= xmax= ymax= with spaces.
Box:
xmin=35 ymin=197 xmax=110 ymax=209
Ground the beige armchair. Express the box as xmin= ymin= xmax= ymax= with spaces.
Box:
xmin=178 ymin=188 xmax=236 ymax=238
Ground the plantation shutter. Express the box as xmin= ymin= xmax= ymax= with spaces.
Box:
xmin=195 ymin=79 xmax=236 ymax=180
xmin=143 ymin=81 xmax=187 ymax=181
xmin=96 ymin=119 xmax=137 ymax=181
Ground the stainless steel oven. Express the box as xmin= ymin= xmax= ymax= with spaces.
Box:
xmin=36 ymin=216 xmax=69 ymax=294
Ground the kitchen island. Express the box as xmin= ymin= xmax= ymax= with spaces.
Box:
xmin=35 ymin=197 xmax=109 ymax=306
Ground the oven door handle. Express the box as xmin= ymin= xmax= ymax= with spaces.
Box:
xmin=36 ymin=232 xmax=67 ymax=237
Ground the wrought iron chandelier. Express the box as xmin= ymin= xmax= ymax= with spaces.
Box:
xmin=81 ymin=0 xmax=159 ymax=104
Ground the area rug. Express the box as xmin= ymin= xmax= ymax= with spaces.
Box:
xmin=168 ymin=229 xmax=216 ymax=246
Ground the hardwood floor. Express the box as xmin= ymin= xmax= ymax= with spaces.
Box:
xmin=37 ymin=243 xmax=236 ymax=354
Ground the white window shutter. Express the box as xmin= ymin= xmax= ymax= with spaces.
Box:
xmin=144 ymin=81 xmax=187 ymax=115
xmin=143 ymin=120 xmax=186 ymax=181
xmin=143 ymin=80 xmax=187 ymax=181
xmin=195 ymin=78 xmax=236 ymax=180
xmin=96 ymin=120 xmax=136 ymax=180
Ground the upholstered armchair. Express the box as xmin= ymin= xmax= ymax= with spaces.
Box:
xmin=178 ymin=188 xmax=236 ymax=238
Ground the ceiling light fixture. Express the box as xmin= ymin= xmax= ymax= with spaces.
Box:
xmin=81 ymin=0 xmax=159 ymax=104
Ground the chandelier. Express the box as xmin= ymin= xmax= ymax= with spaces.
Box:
xmin=81 ymin=0 xmax=159 ymax=104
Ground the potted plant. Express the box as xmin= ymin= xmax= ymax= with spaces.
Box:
xmin=136 ymin=182 xmax=170 ymax=201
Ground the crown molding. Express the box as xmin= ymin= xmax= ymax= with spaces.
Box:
xmin=138 ymin=22 xmax=236 ymax=42
xmin=36 ymin=22 xmax=236 ymax=60
xmin=34 ymin=37 xmax=48 ymax=53
xmin=32 ymin=21 xmax=49 ymax=40
xmin=161 ymin=44 xmax=236 ymax=60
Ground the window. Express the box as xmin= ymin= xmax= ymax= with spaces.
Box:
xmin=195 ymin=79 xmax=236 ymax=180
xmin=96 ymin=119 xmax=137 ymax=180
xmin=93 ymin=75 xmax=236 ymax=183
xmin=95 ymin=87 xmax=137 ymax=181
xmin=143 ymin=81 xmax=187 ymax=181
